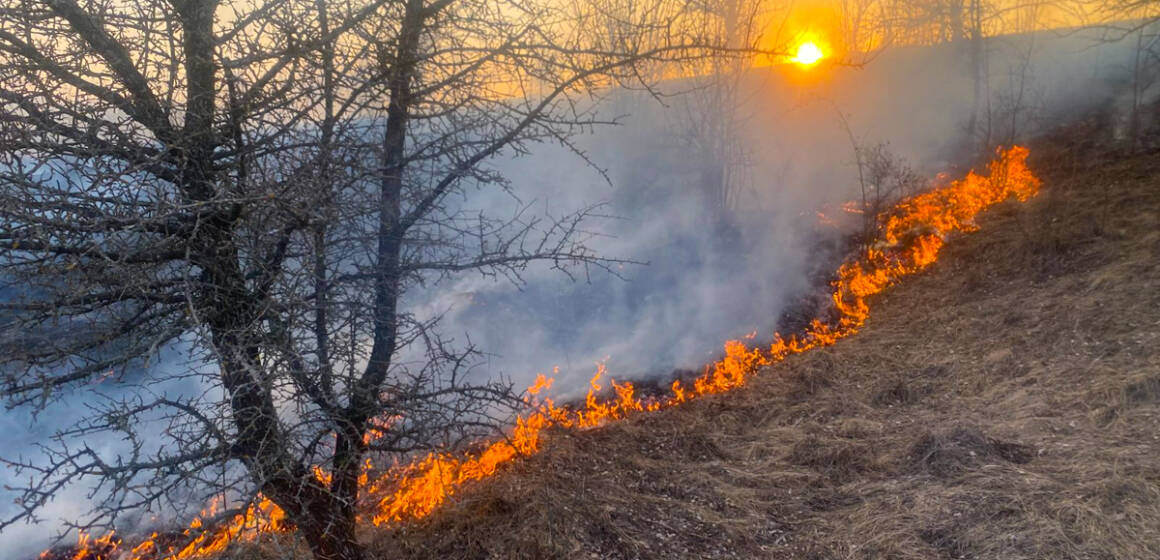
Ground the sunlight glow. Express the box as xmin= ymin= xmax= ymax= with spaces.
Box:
xmin=793 ymin=42 xmax=824 ymax=66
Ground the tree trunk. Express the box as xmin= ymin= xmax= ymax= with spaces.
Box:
xmin=357 ymin=0 xmax=424 ymax=409
xmin=298 ymin=502 xmax=365 ymax=560
xmin=964 ymin=0 xmax=987 ymax=153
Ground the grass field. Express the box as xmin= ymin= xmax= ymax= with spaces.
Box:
xmin=335 ymin=121 xmax=1160 ymax=560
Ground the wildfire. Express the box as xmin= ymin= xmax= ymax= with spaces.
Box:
xmin=792 ymin=41 xmax=824 ymax=65
xmin=49 ymin=146 xmax=1039 ymax=560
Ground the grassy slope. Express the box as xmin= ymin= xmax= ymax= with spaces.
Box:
xmin=351 ymin=124 xmax=1160 ymax=560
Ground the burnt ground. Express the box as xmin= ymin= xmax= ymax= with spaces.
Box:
xmin=236 ymin=122 xmax=1160 ymax=560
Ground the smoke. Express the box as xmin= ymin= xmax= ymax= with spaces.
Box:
xmin=410 ymin=26 xmax=1147 ymax=400
xmin=0 ymin=344 xmax=227 ymax=559
xmin=0 ymin=23 xmax=1152 ymax=557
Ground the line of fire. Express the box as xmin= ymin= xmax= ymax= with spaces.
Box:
xmin=1 ymin=0 xmax=1157 ymax=559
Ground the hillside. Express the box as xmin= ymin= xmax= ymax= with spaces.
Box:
xmin=338 ymin=125 xmax=1160 ymax=559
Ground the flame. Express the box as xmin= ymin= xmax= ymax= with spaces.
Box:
xmin=793 ymin=42 xmax=824 ymax=65
xmin=41 ymin=531 xmax=120 ymax=560
xmin=51 ymin=146 xmax=1039 ymax=560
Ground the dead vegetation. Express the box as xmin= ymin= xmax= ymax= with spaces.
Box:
xmin=222 ymin=120 xmax=1160 ymax=560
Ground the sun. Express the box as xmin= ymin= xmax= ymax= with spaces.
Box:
xmin=793 ymin=42 xmax=824 ymax=66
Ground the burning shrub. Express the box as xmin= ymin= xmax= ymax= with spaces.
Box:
xmin=851 ymin=142 xmax=926 ymax=255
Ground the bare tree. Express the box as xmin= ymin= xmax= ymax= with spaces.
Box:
xmin=1088 ymin=3 xmax=1160 ymax=146
xmin=838 ymin=114 xmax=923 ymax=256
xmin=669 ymin=0 xmax=769 ymax=230
xmin=1121 ymin=24 xmax=1160 ymax=145
xmin=840 ymin=0 xmax=897 ymax=52
xmin=0 ymin=0 xmax=736 ymax=558
xmin=851 ymin=0 xmax=1038 ymax=152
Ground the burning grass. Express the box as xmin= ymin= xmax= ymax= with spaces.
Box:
xmin=361 ymin=124 xmax=1160 ymax=559
xmin=48 ymin=145 xmax=1055 ymax=559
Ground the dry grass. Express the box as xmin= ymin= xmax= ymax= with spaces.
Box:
xmin=230 ymin=120 xmax=1160 ymax=560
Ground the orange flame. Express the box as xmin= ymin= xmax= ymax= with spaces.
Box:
xmin=51 ymin=146 xmax=1039 ymax=560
